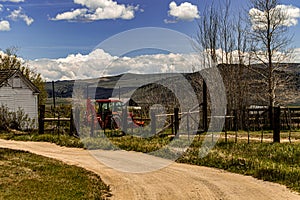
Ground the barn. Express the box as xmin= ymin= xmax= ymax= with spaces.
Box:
xmin=0 ymin=69 xmax=40 ymax=128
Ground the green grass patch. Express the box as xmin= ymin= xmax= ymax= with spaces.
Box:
xmin=110 ymin=135 xmax=171 ymax=153
xmin=0 ymin=148 xmax=111 ymax=200
xmin=177 ymin=139 xmax=300 ymax=193
xmin=2 ymin=130 xmax=300 ymax=193
xmin=0 ymin=132 xmax=84 ymax=148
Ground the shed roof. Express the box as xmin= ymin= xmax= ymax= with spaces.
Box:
xmin=0 ymin=69 xmax=40 ymax=94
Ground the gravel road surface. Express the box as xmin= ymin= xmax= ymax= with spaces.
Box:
xmin=0 ymin=139 xmax=299 ymax=200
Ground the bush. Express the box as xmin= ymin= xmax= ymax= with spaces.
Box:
xmin=0 ymin=105 xmax=10 ymax=130
xmin=0 ymin=104 xmax=34 ymax=131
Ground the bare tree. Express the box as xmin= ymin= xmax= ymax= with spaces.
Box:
xmin=248 ymin=0 xmax=293 ymax=107
xmin=195 ymin=2 xmax=220 ymax=64
xmin=195 ymin=0 xmax=252 ymax=130
xmin=247 ymin=0 xmax=294 ymax=141
xmin=0 ymin=47 xmax=47 ymax=105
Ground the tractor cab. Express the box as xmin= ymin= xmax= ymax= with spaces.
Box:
xmin=86 ymin=98 xmax=145 ymax=130
xmin=95 ymin=99 xmax=123 ymax=129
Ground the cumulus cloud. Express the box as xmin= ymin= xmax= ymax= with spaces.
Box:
xmin=28 ymin=49 xmax=201 ymax=81
xmin=0 ymin=20 xmax=10 ymax=31
xmin=166 ymin=1 xmax=199 ymax=22
xmin=52 ymin=0 xmax=139 ymax=21
xmin=25 ymin=47 xmax=300 ymax=81
xmin=292 ymin=48 xmax=300 ymax=63
xmin=54 ymin=8 xmax=88 ymax=21
xmin=8 ymin=7 xmax=34 ymax=25
xmin=249 ymin=4 xmax=300 ymax=30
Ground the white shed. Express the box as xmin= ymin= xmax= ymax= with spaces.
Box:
xmin=0 ymin=69 xmax=40 ymax=128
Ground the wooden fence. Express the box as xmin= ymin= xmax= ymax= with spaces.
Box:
xmin=38 ymin=105 xmax=76 ymax=135
xmin=37 ymin=103 xmax=300 ymax=144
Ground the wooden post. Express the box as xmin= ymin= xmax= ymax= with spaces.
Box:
xmin=234 ymin=110 xmax=238 ymax=143
xmin=187 ymin=111 xmax=190 ymax=140
xmin=247 ymin=109 xmax=250 ymax=144
xmin=122 ymin=107 xmax=128 ymax=134
xmin=171 ymin=115 xmax=174 ymax=135
xmin=273 ymin=106 xmax=281 ymax=143
xmin=74 ymin=107 xmax=80 ymax=136
xmin=70 ymin=111 xmax=74 ymax=136
xmin=269 ymin=106 xmax=273 ymax=130
xmin=151 ymin=109 xmax=156 ymax=135
xmin=203 ymin=81 xmax=208 ymax=132
xmin=90 ymin=113 xmax=94 ymax=137
xmin=39 ymin=105 xmax=45 ymax=134
xmin=52 ymin=81 xmax=56 ymax=109
xmin=57 ymin=114 xmax=60 ymax=135
xmin=224 ymin=115 xmax=227 ymax=143
xmin=174 ymin=108 xmax=179 ymax=138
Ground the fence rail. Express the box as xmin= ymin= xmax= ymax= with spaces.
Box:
xmin=38 ymin=105 xmax=75 ymax=135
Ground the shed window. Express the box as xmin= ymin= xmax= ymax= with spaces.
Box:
xmin=13 ymin=76 xmax=21 ymax=88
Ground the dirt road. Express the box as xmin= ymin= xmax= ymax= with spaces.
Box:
xmin=0 ymin=139 xmax=299 ymax=200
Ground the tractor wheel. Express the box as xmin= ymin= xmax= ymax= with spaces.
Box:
xmin=112 ymin=116 xmax=121 ymax=130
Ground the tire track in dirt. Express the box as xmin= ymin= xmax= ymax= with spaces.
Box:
xmin=0 ymin=139 xmax=299 ymax=200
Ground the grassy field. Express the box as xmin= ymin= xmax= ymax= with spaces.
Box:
xmin=1 ymin=130 xmax=300 ymax=194
xmin=0 ymin=131 xmax=84 ymax=148
xmin=222 ymin=130 xmax=300 ymax=141
xmin=178 ymin=139 xmax=300 ymax=193
xmin=0 ymin=148 xmax=111 ymax=200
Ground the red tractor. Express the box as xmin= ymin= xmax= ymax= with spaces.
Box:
xmin=86 ymin=98 xmax=145 ymax=130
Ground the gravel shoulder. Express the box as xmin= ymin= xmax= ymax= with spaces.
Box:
xmin=0 ymin=139 xmax=299 ymax=200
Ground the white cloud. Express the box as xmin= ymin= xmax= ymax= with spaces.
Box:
xmin=22 ymin=47 xmax=300 ymax=81
xmin=0 ymin=4 xmax=3 ymax=12
xmin=249 ymin=4 xmax=300 ymax=30
xmin=163 ymin=19 xmax=177 ymax=24
xmin=8 ymin=7 xmax=34 ymax=25
xmin=167 ymin=1 xmax=199 ymax=22
xmin=54 ymin=8 xmax=88 ymax=21
xmin=292 ymin=48 xmax=300 ymax=63
xmin=52 ymin=0 xmax=139 ymax=21
xmin=28 ymin=49 xmax=201 ymax=81
xmin=0 ymin=0 xmax=24 ymax=2
xmin=0 ymin=20 xmax=10 ymax=31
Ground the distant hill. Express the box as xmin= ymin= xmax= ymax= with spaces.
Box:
xmin=45 ymin=63 xmax=300 ymax=106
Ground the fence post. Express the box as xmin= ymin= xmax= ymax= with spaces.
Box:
xmin=187 ymin=111 xmax=190 ymax=140
xmin=247 ymin=109 xmax=250 ymax=144
xmin=269 ymin=106 xmax=273 ymax=130
xmin=39 ymin=105 xmax=45 ymax=134
xmin=52 ymin=81 xmax=56 ymax=110
xmin=273 ymin=106 xmax=281 ymax=143
xmin=224 ymin=115 xmax=228 ymax=143
xmin=234 ymin=110 xmax=238 ymax=143
xmin=203 ymin=81 xmax=208 ymax=132
xmin=74 ymin=107 xmax=80 ymax=136
xmin=90 ymin=113 xmax=94 ymax=137
xmin=174 ymin=108 xmax=179 ymax=138
xmin=57 ymin=114 xmax=60 ymax=135
xmin=171 ymin=115 xmax=174 ymax=135
xmin=151 ymin=109 xmax=156 ymax=135
xmin=122 ymin=107 xmax=128 ymax=134
xmin=70 ymin=111 xmax=74 ymax=136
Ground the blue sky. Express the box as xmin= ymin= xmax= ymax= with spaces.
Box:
xmin=0 ymin=0 xmax=298 ymax=59
xmin=0 ymin=0 xmax=201 ymax=59
xmin=0 ymin=0 xmax=300 ymax=80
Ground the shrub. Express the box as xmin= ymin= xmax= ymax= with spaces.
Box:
xmin=0 ymin=105 xmax=11 ymax=130
xmin=0 ymin=104 xmax=34 ymax=131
